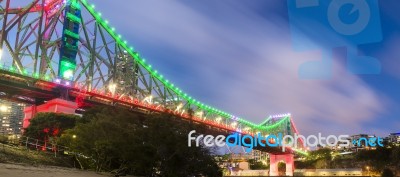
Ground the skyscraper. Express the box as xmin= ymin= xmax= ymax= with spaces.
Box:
xmin=0 ymin=100 xmax=25 ymax=136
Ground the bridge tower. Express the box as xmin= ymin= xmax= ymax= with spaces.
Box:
xmin=20 ymin=0 xmax=82 ymax=129
xmin=269 ymin=154 xmax=294 ymax=176
xmin=58 ymin=0 xmax=80 ymax=81
xmin=259 ymin=114 xmax=302 ymax=176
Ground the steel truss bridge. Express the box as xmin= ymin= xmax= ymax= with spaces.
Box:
xmin=0 ymin=0 xmax=306 ymax=160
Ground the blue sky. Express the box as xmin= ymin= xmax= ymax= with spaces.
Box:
xmin=9 ymin=0 xmax=399 ymax=137
xmin=88 ymin=0 xmax=400 ymax=137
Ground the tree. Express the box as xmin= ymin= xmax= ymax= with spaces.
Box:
xmin=248 ymin=159 xmax=269 ymax=170
xmin=131 ymin=113 xmax=221 ymax=177
xmin=0 ymin=135 xmax=7 ymax=143
xmin=391 ymin=146 xmax=400 ymax=169
xmin=278 ymin=162 xmax=286 ymax=176
xmin=381 ymin=168 xmax=394 ymax=177
xmin=59 ymin=107 xmax=141 ymax=171
xmin=356 ymin=146 xmax=392 ymax=171
xmin=24 ymin=113 xmax=79 ymax=141
xmin=59 ymin=106 xmax=222 ymax=177
xmin=306 ymin=148 xmax=332 ymax=168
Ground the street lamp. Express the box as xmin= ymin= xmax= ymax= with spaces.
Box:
xmin=366 ymin=166 xmax=370 ymax=176
xmin=72 ymin=135 xmax=77 ymax=139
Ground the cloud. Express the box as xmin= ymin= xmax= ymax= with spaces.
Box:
xmin=94 ymin=0 xmax=388 ymax=136
xmin=380 ymin=33 xmax=400 ymax=78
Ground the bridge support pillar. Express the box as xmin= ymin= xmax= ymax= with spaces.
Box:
xmin=22 ymin=98 xmax=78 ymax=131
xmin=269 ymin=153 xmax=294 ymax=176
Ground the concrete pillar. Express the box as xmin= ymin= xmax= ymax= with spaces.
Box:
xmin=22 ymin=98 xmax=78 ymax=130
xmin=269 ymin=154 xmax=279 ymax=176
xmin=23 ymin=105 xmax=37 ymax=130
xmin=269 ymin=153 xmax=294 ymax=176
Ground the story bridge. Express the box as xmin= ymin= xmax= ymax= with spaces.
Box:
xmin=0 ymin=0 xmax=307 ymax=175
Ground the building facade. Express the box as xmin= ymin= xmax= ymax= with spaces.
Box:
xmin=0 ymin=100 xmax=25 ymax=137
xmin=251 ymin=150 xmax=269 ymax=162
xmin=388 ymin=133 xmax=400 ymax=145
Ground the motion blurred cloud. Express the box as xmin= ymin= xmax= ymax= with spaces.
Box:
xmin=89 ymin=0 xmax=394 ymax=136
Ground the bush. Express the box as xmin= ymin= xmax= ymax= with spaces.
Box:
xmin=0 ymin=135 xmax=7 ymax=144
xmin=59 ymin=106 xmax=223 ymax=177
xmin=381 ymin=168 xmax=394 ymax=177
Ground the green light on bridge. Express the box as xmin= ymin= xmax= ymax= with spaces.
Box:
xmin=59 ymin=60 xmax=76 ymax=80
xmin=79 ymin=0 xmax=297 ymax=133
xmin=63 ymin=70 xmax=74 ymax=79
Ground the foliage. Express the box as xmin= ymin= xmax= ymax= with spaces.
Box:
xmin=278 ymin=161 xmax=286 ymax=172
xmin=59 ymin=106 xmax=222 ymax=177
xmin=356 ymin=146 xmax=392 ymax=171
xmin=248 ymin=159 xmax=268 ymax=170
xmin=0 ymin=135 xmax=7 ymax=144
xmin=24 ymin=112 xmax=79 ymax=140
xmin=390 ymin=145 xmax=400 ymax=169
xmin=381 ymin=168 xmax=394 ymax=177
xmin=295 ymin=159 xmax=315 ymax=169
xmin=296 ymin=145 xmax=400 ymax=173
xmin=303 ymin=148 xmax=332 ymax=169
xmin=0 ymin=143 xmax=73 ymax=167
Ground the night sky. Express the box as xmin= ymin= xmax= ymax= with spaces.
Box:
xmin=11 ymin=0 xmax=400 ymax=137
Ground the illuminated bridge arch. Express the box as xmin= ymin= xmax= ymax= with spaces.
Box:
xmin=0 ymin=0 xmax=305 ymax=154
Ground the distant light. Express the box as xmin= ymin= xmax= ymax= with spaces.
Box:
xmin=72 ymin=135 xmax=77 ymax=139
xmin=108 ymin=84 xmax=117 ymax=94
xmin=142 ymin=95 xmax=153 ymax=104
xmin=63 ymin=70 xmax=74 ymax=79
xmin=0 ymin=105 xmax=8 ymax=112
xmin=195 ymin=111 xmax=203 ymax=118
xmin=270 ymin=113 xmax=291 ymax=118
xmin=231 ymin=122 xmax=237 ymax=127
xmin=55 ymin=78 xmax=61 ymax=83
xmin=65 ymin=81 xmax=70 ymax=86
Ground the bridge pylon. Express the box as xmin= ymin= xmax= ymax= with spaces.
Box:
xmin=269 ymin=153 xmax=294 ymax=176
xmin=22 ymin=98 xmax=78 ymax=131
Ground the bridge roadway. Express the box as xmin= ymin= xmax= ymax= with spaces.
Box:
xmin=0 ymin=68 xmax=295 ymax=155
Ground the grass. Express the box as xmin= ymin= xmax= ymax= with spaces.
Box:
xmin=0 ymin=143 xmax=74 ymax=167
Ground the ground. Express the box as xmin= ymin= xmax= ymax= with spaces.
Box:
xmin=0 ymin=163 xmax=110 ymax=177
xmin=0 ymin=144 xmax=134 ymax=177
